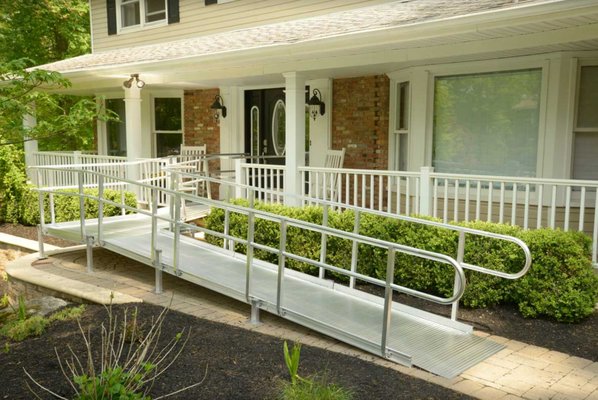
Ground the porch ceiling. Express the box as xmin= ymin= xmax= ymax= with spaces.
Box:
xmin=36 ymin=0 xmax=598 ymax=94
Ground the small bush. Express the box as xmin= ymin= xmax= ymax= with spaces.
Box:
xmin=0 ymin=145 xmax=28 ymax=224
xmin=205 ymin=200 xmax=598 ymax=322
xmin=1 ymin=315 xmax=48 ymax=341
xmin=19 ymin=187 xmax=137 ymax=226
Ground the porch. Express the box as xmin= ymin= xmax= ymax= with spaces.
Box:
xmin=31 ymin=150 xmax=598 ymax=269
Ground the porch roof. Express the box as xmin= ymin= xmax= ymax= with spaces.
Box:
xmin=35 ymin=0 xmax=598 ymax=91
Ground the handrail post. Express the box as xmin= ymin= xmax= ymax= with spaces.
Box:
xmin=276 ymin=220 xmax=288 ymax=315
xmin=78 ymin=170 xmax=86 ymax=241
xmin=419 ymin=166 xmax=434 ymax=216
xmin=452 ymin=231 xmax=466 ymax=321
xmin=97 ymin=174 xmax=104 ymax=244
xmin=245 ymin=210 xmax=256 ymax=303
xmin=154 ymin=249 xmax=163 ymax=294
xmin=151 ymin=187 xmax=158 ymax=257
xmin=349 ymin=210 xmax=361 ymax=289
xmin=319 ymin=204 xmax=329 ymax=279
xmin=223 ymin=209 xmax=230 ymax=251
xmin=37 ymin=224 xmax=45 ymax=260
xmin=173 ymin=192 xmax=182 ymax=276
xmin=381 ymin=248 xmax=396 ymax=357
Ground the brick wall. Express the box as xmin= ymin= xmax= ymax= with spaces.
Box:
xmin=183 ymin=89 xmax=221 ymax=153
xmin=331 ymin=75 xmax=389 ymax=170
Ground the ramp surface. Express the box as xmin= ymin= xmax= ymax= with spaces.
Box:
xmin=43 ymin=213 xmax=503 ymax=378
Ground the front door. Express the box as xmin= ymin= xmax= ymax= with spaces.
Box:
xmin=244 ymin=88 xmax=286 ymax=165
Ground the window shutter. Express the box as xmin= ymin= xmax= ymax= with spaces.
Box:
xmin=168 ymin=0 xmax=180 ymax=24
xmin=205 ymin=0 xmax=218 ymax=5
xmin=107 ymin=0 xmax=117 ymax=35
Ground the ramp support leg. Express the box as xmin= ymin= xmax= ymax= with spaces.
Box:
xmin=250 ymin=300 xmax=261 ymax=325
xmin=86 ymin=235 xmax=94 ymax=273
xmin=154 ymin=249 xmax=163 ymax=294
xmin=37 ymin=224 xmax=46 ymax=260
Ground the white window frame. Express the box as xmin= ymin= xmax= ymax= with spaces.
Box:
xmin=151 ymin=93 xmax=184 ymax=158
xmin=571 ymin=58 xmax=598 ymax=180
xmin=116 ymin=0 xmax=168 ymax=33
xmin=388 ymin=79 xmax=410 ymax=171
xmin=388 ymin=56 xmax=549 ymax=178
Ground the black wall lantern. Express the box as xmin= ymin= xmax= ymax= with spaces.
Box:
xmin=307 ymin=88 xmax=325 ymax=120
xmin=210 ymin=95 xmax=227 ymax=119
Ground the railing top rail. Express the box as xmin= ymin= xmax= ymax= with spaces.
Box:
xmin=298 ymin=165 xmax=421 ymax=177
xmin=430 ymin=172 xmax=598 ymax=188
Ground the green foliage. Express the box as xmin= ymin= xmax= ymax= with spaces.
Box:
xmin=279 ymin=341 xmax=353 ymax=400
xmin=0 ymin=315 xmax=48 ymax=341
xmin=512 ymin=229 xmax=598 ymax=322
xmin=1 ymin=304 xmax=86 ymax=342
xmin=206 ymin=201 xmax=598 ymax=322
xmin=19 ymin=187 xmax=137 ymax=226
xmin=0 ymin=0 xmax=90 ymax=65
xmin=74 ymin=365 xmax=152 ymax=400
xmin=0 ymin=145 xmax=28 ymax=223
xmin=284 ymin=341 xmax=303 ymax=386
xmin=48 ymin=305 xmax=86 ymax=322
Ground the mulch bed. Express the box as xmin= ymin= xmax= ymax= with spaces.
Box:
xmin=1 ymin=304 xmax=473 ymax=400
xmin=1 ymin=223 xmax=597 ymax=399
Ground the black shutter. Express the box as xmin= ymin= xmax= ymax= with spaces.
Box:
xmin=107 ymin=0 xmax=117 ymax=35
xmin=205 ymin=0 xmax=218 ymax=5
xmin=168 ymin=0 xmax=180 ymax=24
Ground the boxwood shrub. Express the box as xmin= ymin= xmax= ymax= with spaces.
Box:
xmin=19 ymin=187 xmax=137 ymax=226
xmin=205 ymin=200 xmax=598 ymax=323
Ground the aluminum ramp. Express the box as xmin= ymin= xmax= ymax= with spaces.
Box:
xmin=42 ymin=213 xmax=504 ymax=379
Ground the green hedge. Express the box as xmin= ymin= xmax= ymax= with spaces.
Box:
xmin=205 ymin=200 xmax=598 ymax=323
xmin=19 ymin=187 xmax=137 ymax=226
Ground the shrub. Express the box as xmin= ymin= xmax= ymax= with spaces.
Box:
xmin=0 ymin=145 xmax=28 ymax=224
xmin=205 ymin=200 xmax=598 ymax=322
xmin=19 ymin=187 xmax=137 ymax=226
xmin=512 ymin=229 xmax=598 ymax=322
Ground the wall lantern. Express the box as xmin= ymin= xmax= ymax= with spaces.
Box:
xmin=307 ymin=88 xmax=325 ymax=120
xmin=123 ymin=73 xmax=145 ymax=89
xmin=210 ymin=95 xmax=227 ymax=119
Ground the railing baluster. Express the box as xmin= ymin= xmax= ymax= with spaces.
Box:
xmin=511 ymin=183 xmax=517 ymax=226
xmin=579 ymin=187 xmax=586 ymax=232
xmin=550 ymin=185 xmax=557 ymax=229
xmin=476 ymin=181 xmax=481 ymax=221
xmin=415 ymin=177 xmax=420 ymax=215
xmin=454 ymin=179 xmax=459 ymax=222
xmin=465 ymin=180 xmax=470 ymax=222
xmin=396 ymin=176 xmax=401 ymax=215
xmin=369 ymin=174 xmax=374 ymax=209
xmin=443 ymin=179 xmax=448 ymax=223
xmin=537 ymin=184 xmax=543 ymax=229
xmin=380 ymin=248 xmax=396 ymax=357
xmin=487 ymin=181 xmax=493 ymax=222
xmin=276 ymin=220 xmax=288 ymax=315
xmin=350 ymin=210 xmax=360 ymax=289
xmin=405 ymin=177 xmax=411 ymax=215
xmin=386 ymin=175 xmax=392 ymax=213
xmin=319 ymin=205 xmax=329 ymax=279
xmin=378 ymin=175 xmax=383 ymax=211
xmin=499 ymin=182 xmax=505 ymax=224
xmin=564 ymin=186 xmax=571 ymax=231
xmin=524 ymin=184 xmax=530 ymax=230
xmin=433 ymin=178 xmax=438 ymax=218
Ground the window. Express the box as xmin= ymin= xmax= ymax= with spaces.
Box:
xmin=272 ymin=99 xmax=286 ymax=156
xmin=392 ymin=81 xmax=409 ymax=171
xmin=108 ymin=0 xmax=178 ymax=35
xmin=120 ymin=0 xmax=165 ymax=29
xmin=154 ymin=98 xmax=182 ymax=157
xmin=573 ymin=65 xmax=598 ymax=180
xmin=432 ymin=69 xmax=542 ymax=177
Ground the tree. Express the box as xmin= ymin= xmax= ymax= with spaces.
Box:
xmin=0 ymin=0 xmax=90 ymax=65
xmin=0 ymin=59 xmax=115 ymax=149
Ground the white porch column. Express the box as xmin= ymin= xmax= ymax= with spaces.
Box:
xmin=23 ymin=110 xmax=38 ymax=183
xmin=283 ymin=72 xmax=306 ymax=206
xmin=123 ymin=84 xmax=143 ymax=185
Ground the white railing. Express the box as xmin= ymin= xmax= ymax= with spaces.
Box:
xmin=237 ymin=163 xmax=598 ymax=267
xmin=237 ymin=162 xmax=285 ymax=203
xmin=32 ymin=151 xmax=128 ymax=188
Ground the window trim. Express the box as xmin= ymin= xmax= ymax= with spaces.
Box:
xmin=388 ymin=57 xmax=549 ymax=178
xmin=571 ymin=58 xmax=598 ymax=180
xmin=115 ymin=0 xmax=168 ymax=34
xmin=151 ymin=94 xmax=184 ymax=158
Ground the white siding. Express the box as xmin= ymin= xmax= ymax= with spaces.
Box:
xmin=91 ymin=0 xmax=393 ymax=52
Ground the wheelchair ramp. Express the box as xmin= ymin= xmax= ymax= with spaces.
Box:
xmin=43 ymin=213 xmax=504 ymax=379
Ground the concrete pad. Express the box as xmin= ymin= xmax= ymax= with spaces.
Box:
xmin=6 ymin=252 xmax=142 ymax=305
